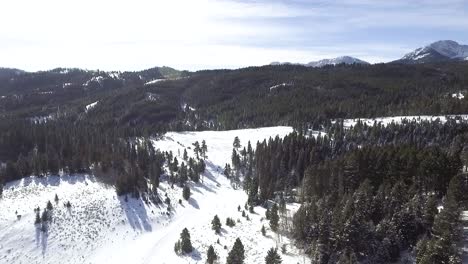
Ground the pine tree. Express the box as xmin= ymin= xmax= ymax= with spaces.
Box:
xmin=34 ymin=211 xmax=41 ymax=224
xmin=193 ymin=141 xmax=201 ymax=159
xmin=183 ymin=148 xmax=188 ymax=161
xmin=261 ymin=225 xmax=266 ymax=236
xmin=233 ymin=136 xmax=241 ymax=149
xmin=269 ymin=204 xmax=279 ymax=232
xmin=265 ymin=247 xmax=282 ymax=264
xmin=183 ymin=185 xmax=191 ymax=200
xmin=54 ymin=194 xmax=59 ymax=204
xmin=180 ymin=228 xmax=193 ymax=254
xmin=201 ymin=140 xmax=208 ymax=160
xmin=47 ymin=200 xmax=53 ymax=210
xmin=212 ymin=215 xmax=222 ymax=234
xmin=227 ymin=238 xmax=245 ymax=264
xmin=207 ymin=245 xmax=217 ymax=264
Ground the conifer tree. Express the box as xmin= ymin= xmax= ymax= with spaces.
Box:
xmin=207 ymin=245 xmax=217 ymax=264
xmin=269 ymin=204 xmax=279 ymax=232
xmin=183 ymin=148 xmax=188 ymax=161
xmin=265 ymin=247 xmax=282 ymax=264
xmin=183 ymin=185 xmax=191 ymax=200
xmin=233 ymin=136 xmax=241 ymax=149
xmin=201 ymin=140 xmax=208 ymax=160
xmin=47 ymin=200 xmax=53 ymax=210
xmin=180 ymin=228 xmax=193 ymax=254
xmin=212 ymin=215 xmax=222 ymax=234
xmin=227 ymin=238 xmax=245 ymax=264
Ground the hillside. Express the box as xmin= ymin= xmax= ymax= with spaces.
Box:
xmin=0 ymin=126 xmax=307 ymax=264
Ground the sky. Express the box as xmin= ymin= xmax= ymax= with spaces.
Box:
xmin=1 ymin=0 xmax=468 ymax=71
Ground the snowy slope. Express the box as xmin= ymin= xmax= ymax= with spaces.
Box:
xmin=0 ymin=126 xmax=307 ymax=264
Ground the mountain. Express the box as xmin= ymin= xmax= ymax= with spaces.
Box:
xmin=305 ymin=56 xmax=370 ymax=67
xmin=396 ymin=40 xmax=468 ymax=64
xmin=270 ymin=56 xmax=369 ymax=67
xmin=0 ymin=67 xmax=25 ymax=80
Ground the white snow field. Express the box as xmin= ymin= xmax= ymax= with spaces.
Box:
xmin=338 ymin=114 xmax=468 ymax=128
xmin=0 ymin=126 xmax=309 ymax=264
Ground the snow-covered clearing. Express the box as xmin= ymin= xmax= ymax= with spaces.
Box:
xmin=269 ymin=83 xmax=292 ymax=91
xmin=144 ymin=79 xmax=166 ymax=85
xmin=0 ymin=126 xmax=307 ymax=263
xmin=85 ymin=101 xmax=99 ymax=112
xmin=338 ymin=114 xmax=468 ymax=128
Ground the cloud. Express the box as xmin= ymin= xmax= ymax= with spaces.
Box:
xmin=0 ymin=0 xmax=467 ymax=71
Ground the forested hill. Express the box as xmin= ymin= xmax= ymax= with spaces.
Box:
xmin=1 ymin=62 xmax=468 ymax=131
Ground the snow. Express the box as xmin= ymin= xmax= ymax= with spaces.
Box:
xmin=403 ymin=40 xmax=468 ymax=61
xmin=0 ymin=126 xmax=308 ymax=264
xmin=144 ymin=79 xmax=166 ymax=85
xmin=429 ymin=40 xmax=468 ymax=59
xmin=338 ymin=114 xmax=468 ymax=128
xmin=146 ymin=93 xmax=160 ymax=102
xmin=62 ymin=83 xmax=73 ymax=89
xmin=413 ymin=52 xmax=429 ymax=60
xmin=181 ymin=103 xmax=196 ymax=112
xmin=452 ymin=92 xmax=465 ymax=99
xmin=30 ymin=115 xmax=54 ymax=124
xmin=269 ymin=83 xmax=292 ymax=91
xmin=108 ymin=72 xmax=121 ymax=79
xmin=306 ymin=56 xmax=369 ymax=67
xmin=84 ymin=76 xmax=105 ymax=87
xmin=85 ymin=101 xmax=99 ymax=112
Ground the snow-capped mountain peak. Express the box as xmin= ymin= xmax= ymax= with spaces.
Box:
xmin=306 ymin=56 xmax=370 ymax=67
xmin=399 ymin=40 xmax=468 ymax=63
xmin=270 ymin=56 xmax=369 ymax=67
xmin=429 ymin=40 xmax=468 ymax=59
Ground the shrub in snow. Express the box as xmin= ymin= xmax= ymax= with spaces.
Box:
xmin=226 ymin=217 xmax=236 ymax=227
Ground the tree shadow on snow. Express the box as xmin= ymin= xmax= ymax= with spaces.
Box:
xmin=204 ymin=161 xmax=221 ymax=185
xmin=41 ymin=230 xmax=48 ymax=256
xmin=35 ymin=225 xmax=48 ymax=257
xmin=118 ymin=196 xmax=153 ymax=232
xmin=188 ymin=248 xmax=202 ymax=261
xmin=188 ymin=197 xmax=200 ymax=209
xmin=7 ymin=174 xmax=94 ymax=189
